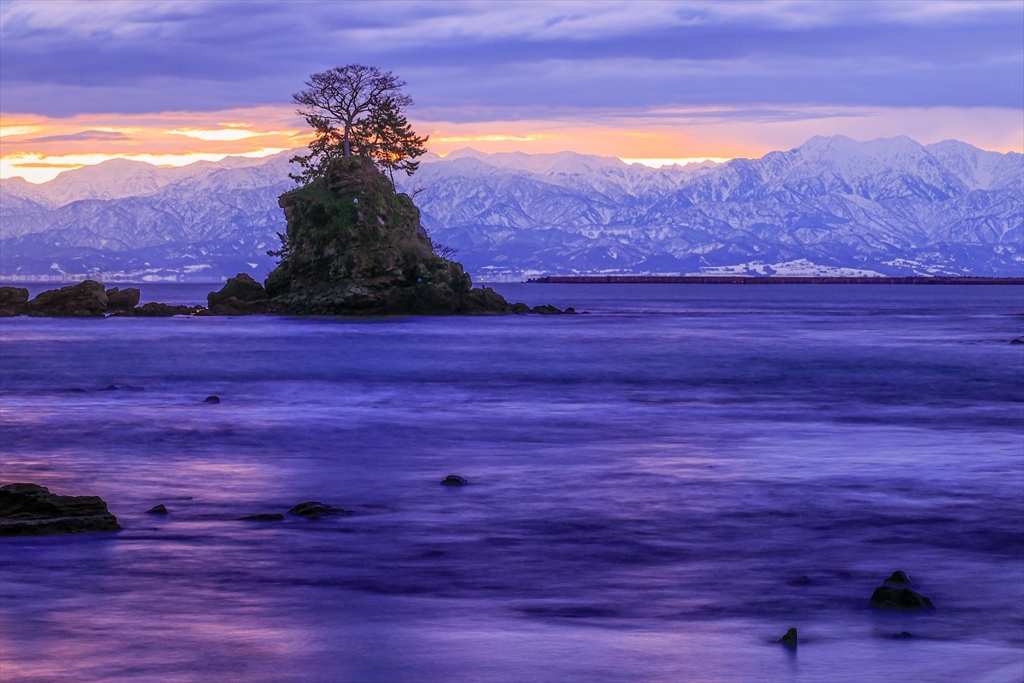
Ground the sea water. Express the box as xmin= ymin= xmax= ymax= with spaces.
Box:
xmin=1 ymin=284 xmax=1022 ymax=682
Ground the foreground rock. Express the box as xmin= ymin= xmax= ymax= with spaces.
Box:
xmin=0 ymin=483 xmax=120 ymax=536
xmin=778 ymin=627 xmax=798 ymax=647
xmin=262 ymin=156 xmax=512 ymax=316
xmin=869 ymin=585 xmax=935 ymax=610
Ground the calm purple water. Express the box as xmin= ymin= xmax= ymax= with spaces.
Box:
xmin=2 ymin=284 xmax=1022 ymax=682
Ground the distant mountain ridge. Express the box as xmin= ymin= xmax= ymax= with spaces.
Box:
xmin=1 ymin=137 xmax=1021 ymax=281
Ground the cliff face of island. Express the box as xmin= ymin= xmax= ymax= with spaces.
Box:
xmin=242 ymin=156 xmax=509 ymax=316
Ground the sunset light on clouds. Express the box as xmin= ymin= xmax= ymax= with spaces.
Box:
xmin=1 ymin=0 xmax=1021 ymax=183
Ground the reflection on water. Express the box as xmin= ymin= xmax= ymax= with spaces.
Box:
xmin=1 ymin=285 xmax=1022 ymax=682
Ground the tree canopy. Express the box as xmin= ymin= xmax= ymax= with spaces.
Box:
xmin=290 ymin=65 xmax=428 ymax=184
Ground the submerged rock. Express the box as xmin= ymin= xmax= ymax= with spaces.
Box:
xmin=203 ymin=395 xmax=221 ymax=404
xmin=288 ymin=501 xmax=351 ymax=518
xmin=441 ymin=474 xmax=469 ymax=486
xmin=146 ymin=504 xmax=168 ymax=514
xmin=869 ymin=585 xmax=935 ymax=611
xmin=240 ymin=513 xmax=285 ymax=522
xmin=891 ymin=631 xmax=914 ymax=639
xmin=0 ymin=483 xmax=120 ymax=536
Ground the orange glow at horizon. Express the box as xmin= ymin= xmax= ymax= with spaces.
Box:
xmin=0 ymin=107 xmax=311 ymax=183
xmin=2 ymin=104 xmax=1022 ymax=184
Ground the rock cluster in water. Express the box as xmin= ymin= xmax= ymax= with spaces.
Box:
xmin=869 ymin=570 xmax=935 ymax=610
xmin=3 ymin=159 xmax=573 ymax=317
xmin=0 ymin=281 xmax=200 ymax=318
xmin=0 ymin=483 xmax=120 ymax=536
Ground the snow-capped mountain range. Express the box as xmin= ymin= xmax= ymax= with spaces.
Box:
xmin=1 ymin=135 xmax=1021 ymax=281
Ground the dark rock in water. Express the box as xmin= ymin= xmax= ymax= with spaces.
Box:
xmin=264 ymin=156 xmax=511 ymax=316
xmin=883 ymin=570 xmax=912 ymax=587
xmin=790 ymin=575 xmax=813 ymax=586
xmin=288 ymin=501 xmax=351 ymax=518
xmin=531 ymin=304 xmax=564 ymax=314
xmin=511 ymin=302 xmax=531 ymax=314
xmin=146 ymin=504 xmax=168 ymax=514
xmin=1011 ymin=338 xmax=1024 ymax=345
xmin=0 ymin=483 xmax=120 ymax=536
xmin=778 ymin=628 xmax=798 ymax=647
xmin=441 ymin=474 xmax=469 ymax=486
xmin=207 ymin=274 xmax=270 ymax=315
xmin=564 ymin=307 xmax=576 ymax=314
xmin=891 ymin=631 xmax=914 ymax=639
xmin=203 ymin=395 xmax=220 ymax=404
xmin=25 ymin=280 xmax=108 ymax=317
xmin=240 ymin=513 xmax=284 ymax=522
xmin=105 ymin=287 xmax=141 ymax=311
xmin=870 ymin=585 xmax=935 ymax=611
xmin=103 ymin=384 xmax=144 ymax=392
xmin=0 ymin=286 xmax=29 ymax=316
xmin=121 ymin=302 xmax=200 ymax=317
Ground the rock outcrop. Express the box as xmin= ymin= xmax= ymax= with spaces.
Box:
xmin=263 ymin=156 xmax=511 ymax=315
xmin=24 ymin=280 xmax=109 ymax=317
xmin=2 ymin=282 xmax=202 ymax=317
xmin=778 ymin=627 xmax=798 ymax=647
xmin=207 ymin=273 xmax=270 ymax=315
xmin=0 ymin=483 xmax=120 ymax=536
xmin=0 ymin=286 xmax=29 ymax=316
xmin=104 ymin=287 xmax=141 ymax=311
xmin=123 ymin=302 xmax=202 ymax=317
xmin=869 ymin=585 xmax=935 ymax=611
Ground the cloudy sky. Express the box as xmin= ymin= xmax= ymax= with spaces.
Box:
xmin=1 ymin=0 xmax=1022 ymax=182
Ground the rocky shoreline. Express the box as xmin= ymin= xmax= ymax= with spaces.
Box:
xmin=1 ymin=157 xmax=575 ymax=318
xmin=0 ymin=276 xmax=574 ymax=318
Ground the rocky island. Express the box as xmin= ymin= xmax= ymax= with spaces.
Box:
xmin=210 ymin=156 xmax=515 ymax=316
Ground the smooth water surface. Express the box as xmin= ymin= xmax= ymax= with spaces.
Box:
xmin=1 ymin=284 xmax=1022 ymax=682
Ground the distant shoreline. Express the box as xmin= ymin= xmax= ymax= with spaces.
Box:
xmin=527 ymin=275 xmax=1024 ymax=285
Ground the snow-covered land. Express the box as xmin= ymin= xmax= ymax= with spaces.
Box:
xmin=2 ymin=136 xmax=1021 ymax=281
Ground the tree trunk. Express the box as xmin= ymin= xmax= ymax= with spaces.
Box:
xmin=343 ymin=124 xmax=351 ymax=157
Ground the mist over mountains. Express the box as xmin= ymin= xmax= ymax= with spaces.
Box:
xmin=2 ymin=135 xmax=1021 ymax=281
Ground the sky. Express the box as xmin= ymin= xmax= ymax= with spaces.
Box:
xmin=1 ymin=0 xmax=1022 ymax=183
